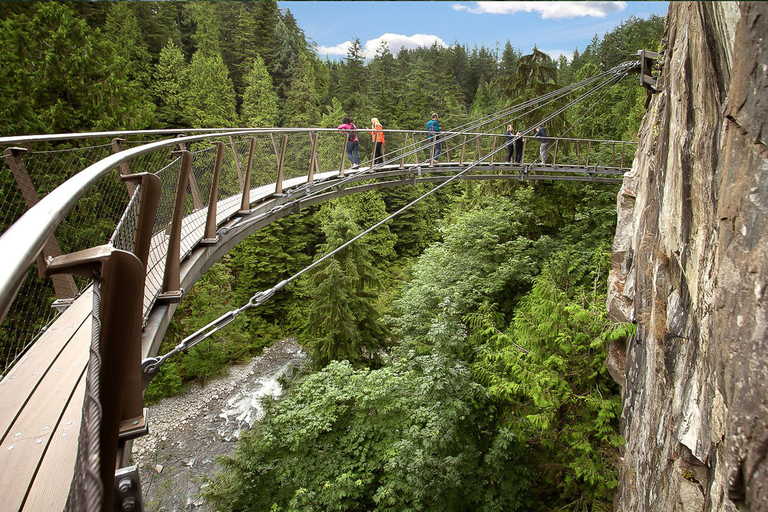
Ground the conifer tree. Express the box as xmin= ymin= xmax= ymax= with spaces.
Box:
xmin=103 ymin=2 xmax=153 ymax=90
xmin=343 ymin=38 xmax=367 ymax=114
xmin=152 ymin=40 xmax=189 ymax=127
xmin=241 ymin=55 xmax=280 ymax=127
xmin=186 ymin=51 xmax=238 ymax=127
xmin=368 ymin=41 xmax=399 ymax=126
xmin=185 ymin=1 xmax=222 ymax=57
xmin=499 ymin=41 xmax=520 ymax=77
xmin=252 ymin=1 xmax=279 ymax=72
xmin=271 ymin=17 xmax=300 ymax=99
xmin=0 ymin=2 xmax=153 ymax=135
xmin=302 ymin=206 xmax=388 ymax=368
xmin=283 ymin=53 xmax=320 ymax=127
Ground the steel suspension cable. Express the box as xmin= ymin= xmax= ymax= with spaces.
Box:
xmin=142 ymin=61 xmax=639 ymax=375
xmin=237 ymin=66 xmax=627 ymax=229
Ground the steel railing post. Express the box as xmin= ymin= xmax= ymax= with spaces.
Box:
xmin=175 ymin=135 xmax=204 ymax=210
xmin=158 ymin=150 xmax=193 ymax=303
xmin=228 ymin=136 xmax=245 ymax=189
xmin=552 ymin=140 xmax=559 ymax=166
xmin=275 ymin=134 xmax=288 ymax=194
xmin=45 ymin=245 xmax=146 ymax=512
xmin=202 ymin=142 xmax=225 ymax=244
xmin=490 ymin=135 xmax=496 ymax=165
xmin=110 ymin=138 xmax=137 ymax=197
xmin=308 ymin=131 xmax=318 ymax=183
xmin=117 ymin=173 xmax=162 ymax=269
xmin=339 ymin=133 xmax=348 ymax=176
xmin=586 ymin=141 xmax=592 ymax=167
xmin=399 ymin=133 xmax=408 ymax=169
xmin=240 ymin=137 xmax=256 ymax=213
xmin=621 ymin=143 xmax=626 ymax=170
xmin=3 ymin=147 xmax=79 ymax=299
xmin=460 ymin=135 xmax=466 ymax=165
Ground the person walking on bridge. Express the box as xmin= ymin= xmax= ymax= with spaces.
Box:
xmin=426 ymin=112 xmax=441 ymax=163
xmin=369 ymin=117 xmax=386 ymax=165
xmin=339 ymin=117 xmax=360 ymax=169
xmin=534 ymin=125 xmax=549 ymax=165
xmin=514 ymin=129 xmax=524 ymax=163
xmin=505 ymin=125 xmax=515 ymax=163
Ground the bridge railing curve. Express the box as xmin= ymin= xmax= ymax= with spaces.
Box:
xmin=0 ymin=126 xmax=635 ymax=512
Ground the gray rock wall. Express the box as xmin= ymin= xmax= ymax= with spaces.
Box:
xmin=606 ymin=2 xmax=767 ymax=511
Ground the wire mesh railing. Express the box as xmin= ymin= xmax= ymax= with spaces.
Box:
xmin=0 ymin=127 xmax=636 ymax=375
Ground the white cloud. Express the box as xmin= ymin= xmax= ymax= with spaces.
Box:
xmin=452 ymin=1 xmax=627 ymax=19
xmin=363 ymin=33 xmax=448 ymax=57
xmin=541 ymin=49 xmax=574 ymax=61
xmin=317 ymin=41 xmax=354 ymax=57
xmin=317 ymin=33 xmax=448 ymax=59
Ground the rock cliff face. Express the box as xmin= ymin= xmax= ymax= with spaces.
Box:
xmin=606 ymin=2 xmax=767 ymax=511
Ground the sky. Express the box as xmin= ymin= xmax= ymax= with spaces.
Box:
xmin=278 ymin=1 xmax=669 ymax=62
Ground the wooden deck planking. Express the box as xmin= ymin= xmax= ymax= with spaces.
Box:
xmin=0 ymin=289 xmax=92 ymax=440
xmin=0 ymin=308 xmax=90 ymax=511
xmin=22 ymin=377 xmax=86 ymax=512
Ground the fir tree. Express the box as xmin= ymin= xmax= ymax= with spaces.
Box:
xmin=283 ymin=53 xmax=321 ymax=127
xmin=241 ymin=55 xmax=280 ymax=127
xmin=152 ymin=40 xmax=189 ymax=128
xmin=186 ymin=51 xmax=238 ymax=127
xmin=302 ymin=206 xmax=388 ymax=368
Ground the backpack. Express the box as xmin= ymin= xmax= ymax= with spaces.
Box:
xmin=347 ymin=123 xmax=357 ymax=140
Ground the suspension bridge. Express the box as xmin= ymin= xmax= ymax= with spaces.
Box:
xmin=0 ymin=56 xmax=656 ymax=511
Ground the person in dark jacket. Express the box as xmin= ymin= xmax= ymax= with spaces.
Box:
xmin=338 ymin=117 xmax=360 ymax=168
xmin=514 ymin=129 xmax=524 ymax=163
xmin=426 ymin=112 xmax=441 ymax=162
xmin=505 ymin=125 xmax=515 ymax=163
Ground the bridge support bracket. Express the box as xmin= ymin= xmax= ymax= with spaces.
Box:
xmin=200 ymin=236 xmax=220 ymax=245
xmin=118 ymin=408 xmax=149 ymax=442
xmin=157 ymin=289 xmax=184 ymax=304
xmin=114 ymin=465 xmax=144 ymax=512
xmin=51 ymin=297 xmax=75 ymax=313
xmin=638 ymin=49 xmax=661 ymax=92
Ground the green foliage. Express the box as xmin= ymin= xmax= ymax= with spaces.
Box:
xmin=283 ymin=53 xmax=321 ymax=126
xmin=469 ymin=250 xmax=628 ymax=510
xmin=300 ymin=206 xmax=388 ymax=368
xmin=152 ymin=40 xmax=190 ymax=127
xmin=392 ymin=190 xmax=551 ymax=348
xmin=146 ymin=257 xmax=267 ymax=402
xmin=242 ymin=54 xmax=280 ymax=127
xmin=143 ymin=360 xmax=183 ymax=404
xmin=0 ymin=3 xmax=154 ymax=135
xmin=186 ymin=51 xmax=238 ymax=127
xmin=333 ymin=191 xmax=397 ymax=267
xmin=205 ymin=355 xmax=533 ymax=512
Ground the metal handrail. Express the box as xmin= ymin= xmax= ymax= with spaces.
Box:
xmin=0 ymin=126 xmax=637 ymax=323
xmin=0 ymin=127 xmax=639 ymax=147
xmin=0 ymin=128 xmax=304 ymax=322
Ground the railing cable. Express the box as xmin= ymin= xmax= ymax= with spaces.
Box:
xmin=142 ymin=63 xmax=637 ymax=378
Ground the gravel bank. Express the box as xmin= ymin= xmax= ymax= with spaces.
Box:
xmin=132 ymin=338 xmax=306 ymax=511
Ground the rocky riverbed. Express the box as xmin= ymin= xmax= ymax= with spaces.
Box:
xmin=131 ymin=338 xmax=306 ymax=511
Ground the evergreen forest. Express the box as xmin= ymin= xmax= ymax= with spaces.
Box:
xmin=0 ymin=2 xmax=664 ymax=510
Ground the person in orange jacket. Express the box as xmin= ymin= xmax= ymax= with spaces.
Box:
xmin=369 ymin=117 xmax=386 ymax=165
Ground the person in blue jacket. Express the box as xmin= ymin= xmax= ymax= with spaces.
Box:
xmin=426 ymin=112 xmax=441 ymax=162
